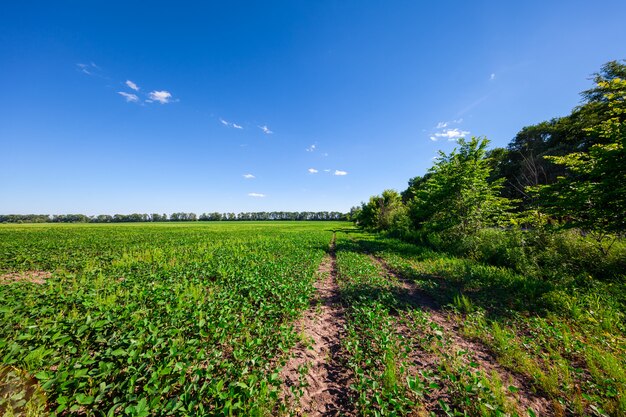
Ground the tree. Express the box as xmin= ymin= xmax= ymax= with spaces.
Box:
xmin=401 ymin=174 xmax=431 ymax=203
xmin=491 ymin=60 xmax=626 ymax=208
xmin=409 ymin=137 xmax=512 ymax=238
xmin=356 ymin=190 xmax=406 ymax=231
xmin=533 ymin=75 xmax=625 ymax=252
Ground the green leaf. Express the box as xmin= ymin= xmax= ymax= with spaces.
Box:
xmin=75 ymin=393 xmax=95 ymax=405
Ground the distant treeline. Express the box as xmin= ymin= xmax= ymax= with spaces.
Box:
xmin=0 ymin=211 xmax=348 ymax=224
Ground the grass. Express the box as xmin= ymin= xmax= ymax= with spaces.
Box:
xmin=358 ymin=230 xmax=626 ymax=416
xmin=1 ymin=222 xmax=624 ymax=416
xmin=334 ymin=233 xmax=529 ymax=416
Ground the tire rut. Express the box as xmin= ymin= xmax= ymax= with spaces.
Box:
xmin=370 ymin=254 xmax=554 ymax=417
xmin=280 ymin=234 xmax=354 ymax=416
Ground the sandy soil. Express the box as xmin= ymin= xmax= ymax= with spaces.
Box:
xmin=280 ymin=235 xmax=354 ymax=416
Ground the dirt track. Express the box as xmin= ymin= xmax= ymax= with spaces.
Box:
xmin=280 ymin=234 xmax=354 ymax=416
xmin=281 ymin=237 xmax=553 ymax=416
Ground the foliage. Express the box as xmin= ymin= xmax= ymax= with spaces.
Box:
xmin=342 ymin=61 xmax=626 ymax=415
xmin=408 ymin=137 xmax=512 ymax=239
xmin=355 ymin=189 xmax=408 ymax=233
xmin=489 ymin=59 xmax=626 ymax=207
xmin=337 ymin=233 xmax=551 ymax=416
xmin=357 ymin=231 xmax=626 ymax=416
xmin=0 ymin=222 xmax=341 ymax=415
xmin=532 ymin=74 xmax=626 ymax=249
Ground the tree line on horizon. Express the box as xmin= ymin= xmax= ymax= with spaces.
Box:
xmin=0 ymin=211 xmax=348 ymax=224
xmin=351 ymin=60 xmax=625 ymax=265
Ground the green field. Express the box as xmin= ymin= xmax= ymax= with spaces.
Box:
xmin=1 ymin=222 xmax=625 ymax=416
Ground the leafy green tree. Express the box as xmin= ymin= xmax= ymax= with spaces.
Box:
xmin=491 ymin=60 xmax=626 ymax=206
xmin=409 ymin=137 xmax=512 ymax=238
xmin=401 ymin=174 xmax=431 ymax=203
xmin=534 ymin=75 xmax=625 ymax=252
xmin=356 ymin=189 xmax=406 ymax=231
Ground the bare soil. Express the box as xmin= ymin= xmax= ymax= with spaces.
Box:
xmin=280 ymin=235 xmax=354 ymax=416
xmin=0 ymin=270 xmax=51 ymax=285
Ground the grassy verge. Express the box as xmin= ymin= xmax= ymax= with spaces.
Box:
xmin=355 ymin=231 xmax=626 ymax=416
xmin=335 ymin=232 xmax=533 ymax=416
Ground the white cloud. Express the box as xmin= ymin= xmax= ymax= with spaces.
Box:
xmin=308 ymin=168 xmax=318 ymax=173
xmin=323 ymin=169 xmax=331 ymax=172
xmin=243 ymin=174 xmax=255 ymax=179
xmin=77 ymin=62 xmax=99 ymax=75
xmin=220 ymin=118 xmax=244 ymax=129
xmin=248 ymin=192 xmax=265 ymax=198
xmin=306 ymin=144 xmax=316 ymax=152
xmin=259 ymin=125 xmax=273 ymax=134
xmin=117 ymin=92 xmax=139 ymax=102
xmin=430 ymin=128 xmax=470 ymax=141
xmin=436 ymin=118 xmax=463 ymax=129
xmin=148 ymin=90 xmax=172 ymax=104
xmin=490 ymin=73 xmax=496 ymax=80
xmin=334 ymin=170 xmax=348 ymax=176
xmin=126 ymin=80 xmax=139 ymax=91
xmin=77 ymin=64 xmax=91 ymax=75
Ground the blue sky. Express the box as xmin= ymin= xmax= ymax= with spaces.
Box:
xmin=2 ymin=1 xmax=625 ymax=215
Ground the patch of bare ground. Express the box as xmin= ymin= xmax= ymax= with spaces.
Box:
xmin=370 ymin=255 xmax=554 ymax=417
xmin=0 ymin=270 xmax=51 ymax=285
xmin=280 ymin=234 xmax=354 ymax=416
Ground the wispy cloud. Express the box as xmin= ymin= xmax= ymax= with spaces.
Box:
xmin=243 ymin=174 xmax=255 ymax=179
xmin=490 ymin=73 xmax=496 ymax=81
xmin=220 ymin=118 xmax=244 ymax=129
xmin=436 ymin=118 xmax=463 ymax=129
xmin=306 ymin=144 xmax=316 ymax=152
xmin=126 ymin=80 xmax=139 ymax=91
xmin=323 ymin=169 xmax=331 ymax=172
xmin=259 ymin=125 xmax=273 ymax=134
xmin=248 ymin=192 xmax=265 ymax=198
xmin=430 ymin=128 xmax=470 ymax=141
xmin=334 ymin=170 xmax=348 ymax=176
xmin=308 ymin=168 xmax=319 ymax=174
xmin=77 ymin=64 xmax=173 ymax=106
xmin=148 ymin=90 xmax=173 ymax=104
xmin=76 ymin=62 xmax=100 ymax=76
xmin=117 ymin=92 xmax=139 ymax=102
xmin=77 ymin=64 xmax=91 ymax=75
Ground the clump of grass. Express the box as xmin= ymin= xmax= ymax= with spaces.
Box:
xmin=453 ymin=293 xmax=474 ymax=314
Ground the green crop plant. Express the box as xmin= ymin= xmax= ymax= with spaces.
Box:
xmin=0 ymin=222 xmax=345 ymax=415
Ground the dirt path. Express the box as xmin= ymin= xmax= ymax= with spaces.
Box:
xmin=280 ymin=234 xmax=353 ymax=416
xmin=369 ymin=255 xmax=554 ymax=416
